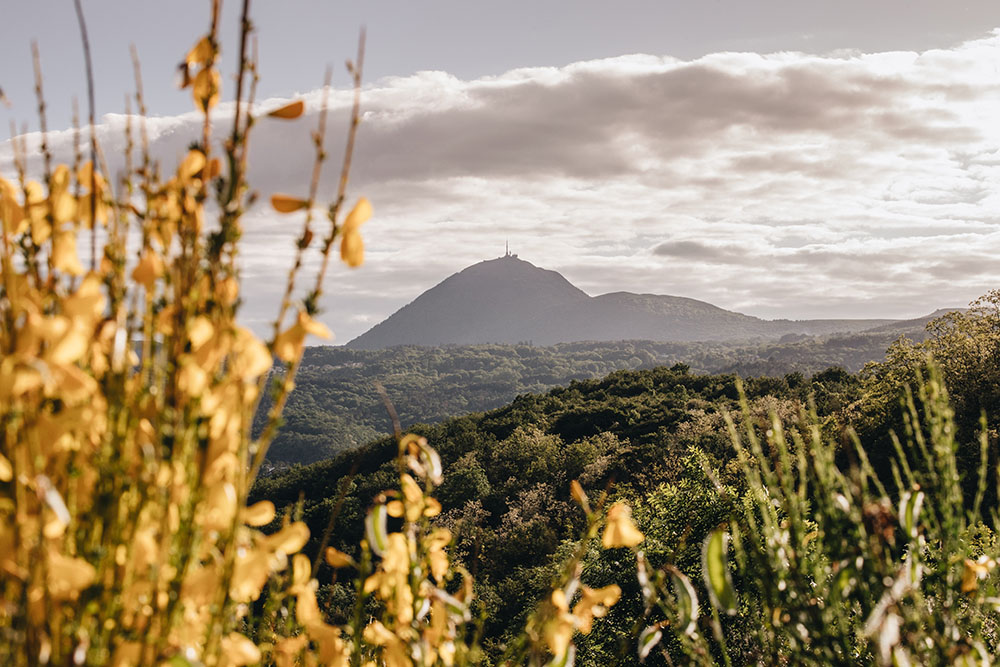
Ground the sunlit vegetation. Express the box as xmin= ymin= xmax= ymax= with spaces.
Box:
xmin=2 ymin=0 xmax=999 ymax=665
xmin=255 ymin=298 xmax=1000 ymax=665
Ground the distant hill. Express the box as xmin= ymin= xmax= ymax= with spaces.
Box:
xmin=861 ymin=308 xmax=966 ymax=338
xmin=346 ymin=255 xmax=898 ymax=349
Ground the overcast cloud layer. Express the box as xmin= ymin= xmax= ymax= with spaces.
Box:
xmin=3 ymin=32 xmax=1000 ymax=342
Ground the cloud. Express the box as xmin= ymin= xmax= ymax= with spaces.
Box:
xmin=2 ymin=31 xmax=1000 ymax=340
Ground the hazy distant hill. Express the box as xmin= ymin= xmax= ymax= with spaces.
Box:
xmin=347 ymin=255 xmax=896 ymax=348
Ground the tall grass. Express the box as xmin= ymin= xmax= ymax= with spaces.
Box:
xmin=639 ymin=368 xmax=999 ymax=666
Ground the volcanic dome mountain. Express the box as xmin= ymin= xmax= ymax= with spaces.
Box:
xmin=345 ymin=255 xmax=897 ymax=349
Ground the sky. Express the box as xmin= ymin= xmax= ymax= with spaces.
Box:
xmin=2 ymin=1 xmax=1000 ymax=342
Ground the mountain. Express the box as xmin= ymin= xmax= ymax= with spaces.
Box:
xmin=346 ymin=255 xmax=898 ymax=349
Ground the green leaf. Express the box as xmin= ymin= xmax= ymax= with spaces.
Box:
xmin=702 ymin=528 xmax=738 ymax=615
xmin=668 ymin=567 xmax=699 ymax=636
xmin=638 ymin=625 xmax=663 ymax=662
xmin=898 ymin=489 xmax=924 ymax=540
xmin=365 ymin=504 xmax=389 ymax=556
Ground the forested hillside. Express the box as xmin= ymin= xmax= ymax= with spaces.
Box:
xmin=254 ymin=364 xmax=862 ymax=662
xmin=257 ymin=320 xmax=935 ymax=464
xmin=253 ymin=293 xmax=1000 ymax=664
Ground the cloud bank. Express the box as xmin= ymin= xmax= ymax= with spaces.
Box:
xmin=2 ymin=31 xmax=999 ymax=340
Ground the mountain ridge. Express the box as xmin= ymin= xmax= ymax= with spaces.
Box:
xmin=346 ymin=255 xmax=919 ymax=349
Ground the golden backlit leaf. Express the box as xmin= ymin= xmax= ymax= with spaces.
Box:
xmin=186 ymin=36 xmax=214 ymax=66
xmin=423 ymin=498 xmax=442 ymax=518
xmin=428 ymin=548 xmax=448 ymax=582
xmin=270 ymin=194 xmax=309 ymax=213
xmin=300 ymin=312 xmax=332 ymax=339
xmin=342 ymin=197 xmax=372 ymax=232
xmin=0 ymin=453 xmax=12 ymax=482
xmin=0 ymin=364 xmax=43 ymax=400
xmin=325 ymin=547 xmax=355 ymax=569
xmin=206 ymin=157 xmax=222 ymax=180
xmin=76 ymin=193 xmax=109 ymax=229
xmin=193 ymin=68 xmax=221 ymax=112
xmin=340 ymin=230 xmax=364 ymax=268
xmin=267 ymin=100 xmax=306 ymax=119
xmin=570 ymin=480 xmax=590 ymax=513
xmin=296 ymin=585 xmax=322 ymax=626
xmin=62 ymin=273 xmax=106 ymax=323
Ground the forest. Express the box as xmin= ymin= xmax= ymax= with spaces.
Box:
xmin=257 ymin=315 xmax=935 ymax=465
xmin=250 ymin=294 xmax=1000 ymax=664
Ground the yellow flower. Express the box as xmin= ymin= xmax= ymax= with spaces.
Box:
xmin=265 ymin=521 xmax=311 ymax=556
xmin=46 ymin=552 xmax=96 ymax=600
xmin=52 ymin=230 xmax=85 ymax=275
xmin=230 ymin=548 xmax=273 ymax=603
xmin=325 ymin=547 xmax=355 ymax=569
xmin=219 ymin=633 xmax=261 ymax=667
xmin=185 ymin=36 xmax=214 ymax=66
xmin=274 ymin=635 xmax=309 ymax=667
xmin=340 ymin=197 xmax=372 ymax=268
xmin=962 ymin=556 xmax=996 ymax=593
xmin=178 ymin=150 xmax=207 ymax=182
xmin=572 ymin=584 xmax=621 ymax=634
xmin=602 ymin=502 xmax=644 ymax=548
xmin=193 ymin=67 xmax=221 ymax=111
xmin=363 ymin=621 xmax=411 ymax=667
xmin=427 ymin=528 xmax=452 ymax=582
xmin=544 ymin=589 xmax=575 ymax=658
xmin=243 ymin=500 xmax=276 ymax=527
xmin=132 ymin=250 xmax=164 ymax=290
xmin=0 ymin=176 xmax=26 ymax=236
xmin=0 ymin=453 xmax=11 ymax=482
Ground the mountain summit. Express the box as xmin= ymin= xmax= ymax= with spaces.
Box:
xmin=346 ymin=256 xmax=897 ymax=349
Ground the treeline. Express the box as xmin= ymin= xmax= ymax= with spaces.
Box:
xmin=257 ymin=324 xmax=927 ymax=465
